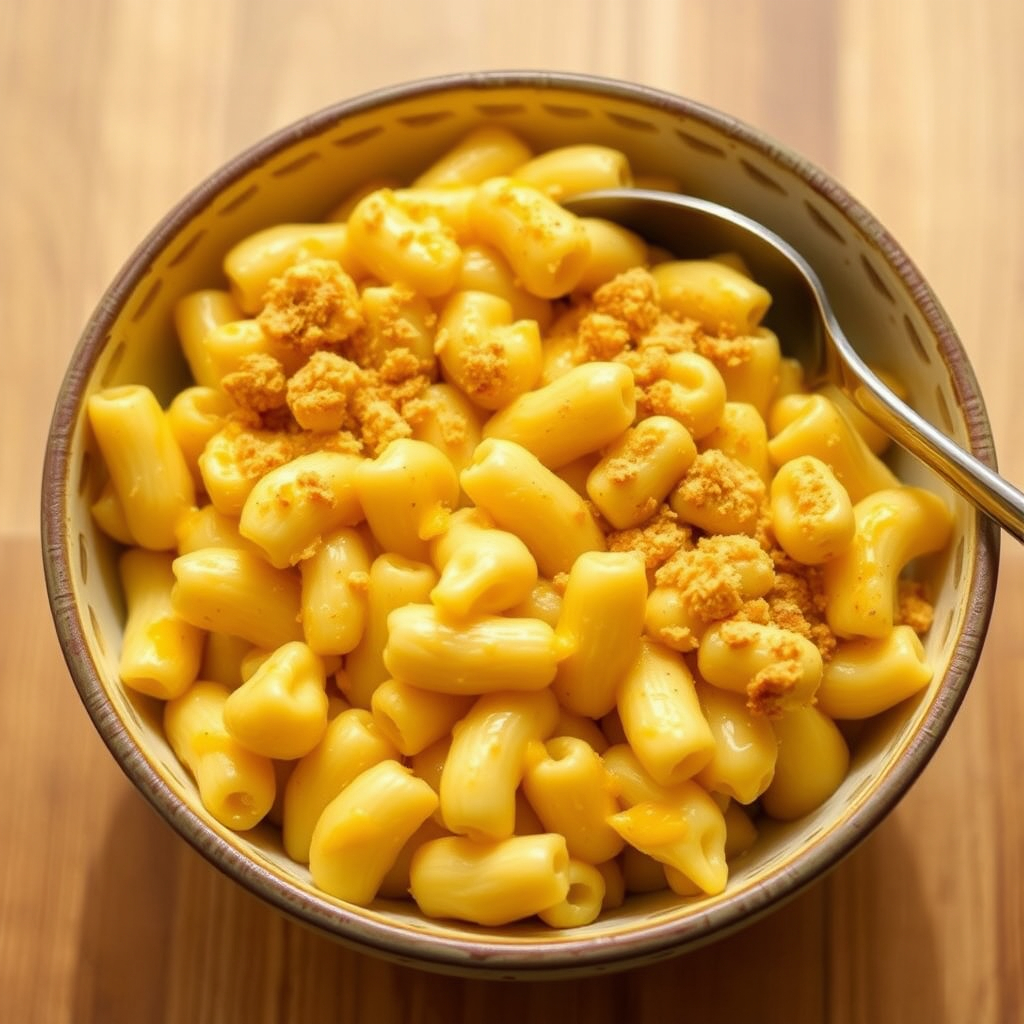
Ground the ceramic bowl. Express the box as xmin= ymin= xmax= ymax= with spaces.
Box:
xmin=42 ymin=71 xmax=999 ymax=977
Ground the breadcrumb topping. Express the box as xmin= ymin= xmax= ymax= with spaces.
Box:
xmin=286 ymin=351 xmax=364 ymax=433
xmin=655 ymin=534 xmax=774 ymax=622
xmin=591 ymin=267 xmax=661 ymax=341
xmin=715 ymin=617 xmax=808 ymax=718
xmin=257 ymin=258 xmax=364 ymax=355
xmin=221 ymin=353 xmax=287 ymax=414
xmin=896 ymin=579 xmax=935 ymax=634
xmin=671 ymin=449 xmax=766 ymax=535
xmin=606 ymin=505 xmax=693 ymax=571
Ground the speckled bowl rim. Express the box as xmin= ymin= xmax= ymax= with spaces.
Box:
xmin=41 ymin=70 xmax=1000 ymax=978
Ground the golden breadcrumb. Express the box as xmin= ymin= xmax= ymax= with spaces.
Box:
xmin=257 ymin=258 xmax=364 ymax=355
xmin=576 ymin=311 xmax=631 ymax=361
xmin=606 ymin=505 xmax=693 ymax=571
xmin=637 ymin=314 xmax=700 ymax=354
xmin=671 ymin=449 xmax=766 ymax=535
xmin=286 ymin=351 xmax=365 ymax=433
xmin=746 ymin=659 xmax=804 ymax=718
xmin=715 ymin=616 xmax=808 ymax=718
xmin=220 ymin=353 xmax=288 ymax=414
xmin=217 ymin=419 xmax=362 ymax=485
xmin=655 ymin=534 xmax=774 ymax=622
xmin=591 ymin=267 xmax=661 ymax=341
xmin=696 ymin=332 xmax=754 ymax=369
xmin=354 ymin=281 xmax=437 ymax=371
xmin=896 ymin=579 xmax=935 ymax=634
xmin=765 ymin=564 xmax=837 ymax=662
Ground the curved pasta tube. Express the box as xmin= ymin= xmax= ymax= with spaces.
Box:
xmin=429 ymin=507 xmax=538 ymax=618
xmin=669 ymin=449 xmax=766 ymax=536
xmin=470 ymin=177 xmax=591 ymax=298
xmin=647 ymin=351 xmax=727 ymax=441
xmin=715 ymin=328 xmax=781 ymax=416
xmin=87 ymin=385 xmax=195 ymax=551
xmin=699 ymin=401 xmax=771 ymax=484
xmin=222 ymin=641 xmax=329 ymax=760
xmin=166 ymin=386 xmax=234 ymax=487
xmin=761 ymin=705 xmax=850 ymax=821
xmin=118 ymin=548 xmax=203 ymax=700
xmin=521 ymin=737 xmax=624 ymax=863
xmin=770 ymin=455 xmax=856 ymax=564
xmin=391 ymin=185 xmax=477 ymax=243
xmin=652 ymin=259 xmax=772 ymax=335
xmin=512 ymin=144 xmax=632 ymax=200
xmin=309 ymin=759 xmax=439 ymax=905
xmin=404 ymin=382 xmax=485 ymax=480
xmin=343 ymin=553 xmax=437 ymax=709
xmin=553 ymin=551 xmax=648 ymax=718
xmin=694 ymin=683 xmax=778 ymax=804
xmin=766 ymin=394 xmax=899 ymax=502
xmin=409 ymin=833 xmax=570 ymax=927
xmin=586 ymin=414 xmax=697 ymax=529
xmin=173 ymin=289 xmax=244 ymax=388
xmin=607 ymin=785 xmax=728 ymax=896
xmin=643 ymin=586 xmax=708 ymax=653
xmin=201 ymin=317 xmax=305 ymax=380
xmin=175 ymin=504 xmax=256 ymax=556
xmin=412 ymin=125 xmax=534 ymax=187
xmin=282 ymin=707 xmax=398 ymax=863
xmin=574 ymin=218 xmax=650 ymax=294
xmin=460 ymin=438 xmax=606 ymax=577
xmin=171 ymin=547 xmax=303 ymax=650
xmin=697 ymin=619 xmax=823 ymax=716
xmin=723 ymin=801 xmax=759 ymax=859
xmin=536 ymin=860 xmax=607 ymax=929
xmin=617 ymin=639 xmax=716 ymax=786
xmin=299 ymin=527 xmax=372 ymax=656
xmin=434 ymin=291 xmax=543 ymax=411
xmin=483 ymin=361 xmax=636 ymax=469
xmin=455 ymin=243 xmax=554 ymax=329
xmin=360 ymin=282 xmax=438 ymax=373
xmin=354 ymin=438 xmax=459 ymax=562
xmin=440 ymin=689 xmax=560 ymax=841
xmin=239 ymin=451 xmax=365 ymax=568
xmin=383 ymin=604 xmax=562 ymax=695
xmin=164 ymin=681 xmax=276 ymax=832
xmin=346 ymin=189 xmax=462 ymax=298
xmin=223 ymin=222 xmax=366 ymax=313
xmin=370 ymin=679 xmax=473 ymax=757
xmin=816 ymin=625 xmax=934 ymax=719
xmin=823 ymin=486 xmax=953 ymax=639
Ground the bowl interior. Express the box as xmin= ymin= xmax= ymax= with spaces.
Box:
xmin=44 ymin=72 xmax=999 ymax=976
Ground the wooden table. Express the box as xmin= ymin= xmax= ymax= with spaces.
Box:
xmin=4 ymin=1 xmax=1023 ymax=1020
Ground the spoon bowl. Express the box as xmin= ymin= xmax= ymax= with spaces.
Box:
xmin=567 ymin=188 xmax=1024 ymax=543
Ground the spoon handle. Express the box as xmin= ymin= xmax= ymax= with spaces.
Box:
xmin=846 ymin=373 xmax=1024 ymax=543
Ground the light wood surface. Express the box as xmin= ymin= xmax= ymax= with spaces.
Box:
xmin=5 ymin=1 xmax=1023 ymax=1021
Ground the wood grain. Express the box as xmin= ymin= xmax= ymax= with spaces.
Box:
xmin=4 ymin=1 xmax=1023 ymax=1020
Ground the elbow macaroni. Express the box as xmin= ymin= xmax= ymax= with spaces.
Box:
xmin=89 ymin=123 xmax=955 ymax=929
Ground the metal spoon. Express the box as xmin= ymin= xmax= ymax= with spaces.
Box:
xmin=566 ymin=188 xmax=1024 ymax=544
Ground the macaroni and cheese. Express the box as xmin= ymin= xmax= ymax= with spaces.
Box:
xmin=86 ymin=125 xmax=953 ymax=929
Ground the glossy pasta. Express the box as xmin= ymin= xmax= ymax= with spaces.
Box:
xmin=87 ymin=122 xmax=954 ymax=930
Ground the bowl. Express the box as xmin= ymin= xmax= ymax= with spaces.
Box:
xmin=41 ymin=70 xmax=999 ymax=977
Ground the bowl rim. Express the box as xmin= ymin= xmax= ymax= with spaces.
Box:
xmin=41 ymin=69 xmax=1001 ymax=976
